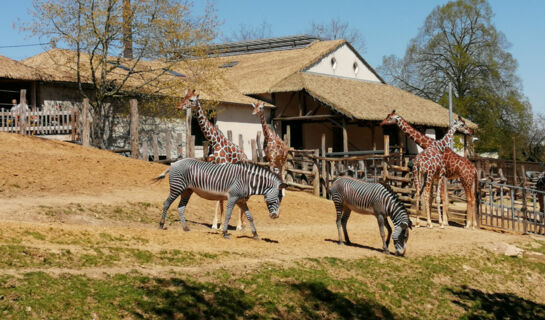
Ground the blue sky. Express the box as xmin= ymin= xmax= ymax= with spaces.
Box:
xmin=1 ymin=0 xmax=544 ymax=115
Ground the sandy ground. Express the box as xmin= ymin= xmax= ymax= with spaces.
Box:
xmin=0 ymin=133 xmax=537 ymax=278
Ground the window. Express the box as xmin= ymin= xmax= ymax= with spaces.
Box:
xmin=330 ymin=57 xmax=337 ymax=70
xmin=353 ymin=62 xmax=359 ymax=74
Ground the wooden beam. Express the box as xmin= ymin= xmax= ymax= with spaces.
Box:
xmin=273 ymin=114 xmax=342 ymax=121
xmin=129 ymin=99 xmax=139 ymax=159
xmin=342 ymin=118 xmax=348 ymax=154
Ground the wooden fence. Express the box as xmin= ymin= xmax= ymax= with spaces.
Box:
xmin=0 ymin=109 xmax=78 ymax=140
xmin=479 ymin=181 xmax=545 ymax=235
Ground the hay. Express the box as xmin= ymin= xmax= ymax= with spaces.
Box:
xmin=0 ymin=54 xmax=42 ymax=80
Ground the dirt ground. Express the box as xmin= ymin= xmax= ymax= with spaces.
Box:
xmin=0 ymin=133 xmax=538 ymax=278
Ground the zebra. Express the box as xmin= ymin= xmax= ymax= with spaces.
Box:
xmin=330 ymin=176 xmax=412 ymax=256
xmin=153 ymin=158 xmax=287 ymax=239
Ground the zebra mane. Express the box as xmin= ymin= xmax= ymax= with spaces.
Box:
xmin=380 ymin=182 xmax=408 ymax=213
xmin=239 ymin=161 xmax=282 ymax=183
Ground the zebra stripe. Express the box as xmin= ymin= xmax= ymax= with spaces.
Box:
xmin=155 ymin=158 xmax=286 ymax=239
xmin=330 ymin=176 xmax=412 ymax=256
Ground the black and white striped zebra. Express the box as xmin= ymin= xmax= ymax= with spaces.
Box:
xmin=153 ymin=158 xmax=287 ymax=239
xmin=330 ymin=177 xmax=412 ymax=256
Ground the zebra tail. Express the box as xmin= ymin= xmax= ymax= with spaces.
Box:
xmin=151 ymin=168 xmax=170 ymax=184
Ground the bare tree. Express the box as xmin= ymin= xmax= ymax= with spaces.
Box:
xmin=307 ymin=18 xmax=366 ymax=53
xmin=222 ymin=20 xmax=273 ymax=42
xmin=23 ymin=0 xmax=220 ymax=148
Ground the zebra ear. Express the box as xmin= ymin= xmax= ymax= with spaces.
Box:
xmin=405 ymin=220 xmax=413 ymax=230
xmin=279 ymin=183 xmax=288 ymax=189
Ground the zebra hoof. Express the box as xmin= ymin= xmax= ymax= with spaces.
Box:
xmin=252 ymin=233 xmax=259 ymax=240
xmin=183 ymin=226 xmax=190 ymax=232
xmin=223 ymin=233 xmax=230 ymax=239
xmin=383 ymin=249 xmax=390 ymax=255
xmin=158 ymin=223 xmax=165 ymax=230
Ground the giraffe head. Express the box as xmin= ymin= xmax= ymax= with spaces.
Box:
xmin=380 ymin=110 xmax=401 ymax=126
xmin=251 ymin=102 xmax=265 ymax=115
xmin=177 ymin=89 xmax=200 ymax=111
xmin=452 ymin=115 xmax=473 ymax=136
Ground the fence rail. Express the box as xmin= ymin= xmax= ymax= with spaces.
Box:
xmin=0 ymin=109 xmax=78 ymax=139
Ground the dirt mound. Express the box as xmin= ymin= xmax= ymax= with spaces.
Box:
xmin=0 ymin=133 xmax=167 ymax=197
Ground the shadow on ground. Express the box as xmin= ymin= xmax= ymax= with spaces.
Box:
xmin=448 ymin=285 xmax=545 ymax=320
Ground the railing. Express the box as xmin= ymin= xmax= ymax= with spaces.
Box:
xmin=0 ymin=109 xmax=78 ymax=139
xmin=479 ymin=181 xmax=545 ymax=235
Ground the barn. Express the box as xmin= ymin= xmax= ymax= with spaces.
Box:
xmin=9 ymin=35 xmax=475 ymax=158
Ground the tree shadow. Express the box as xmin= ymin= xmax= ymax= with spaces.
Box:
xmin=448 ymin=285 xmax=545 ymax=320
xmin=132 ymin=278 xmax=259 ymax=319
xmin=291 ymin=281 xmax=395 ymax=319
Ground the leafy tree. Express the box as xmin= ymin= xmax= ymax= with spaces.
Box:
xmin=378 ymin=0 xmax=532 ymax=158
xmin=23 ymin=0 xmax=220 ymax=148
xmin=307 ymin=18 xmax=366 ymax=53
xmin=521 ymin=114 xmax=545 ymax=163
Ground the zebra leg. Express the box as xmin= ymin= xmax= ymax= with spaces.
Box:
xmin=177 ymin=189 xmax=193 ymax=231
xmin=384 ymin=217 xmax=393 ymax=249
xmin=212 ymin=201 xmax=223 ymax=230
xmin=341 ymin=209 xmax=352 ymax=245
xmin=376 ymin=215 xmax=389 ymax=254
xmin=159 ymin=190 xmax=182 ymax=229
xmin=238 ymin=202 xmax=258 ymax=239
xmin=335 ymin=203 xmax=344 ymax=245
xmin=222 ymin=197 xmax=238 ymax=239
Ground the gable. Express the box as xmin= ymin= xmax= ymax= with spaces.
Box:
xmin=303 ymin=43 xmax=382 ymax=83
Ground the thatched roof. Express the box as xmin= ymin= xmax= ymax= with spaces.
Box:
xmin=0 ymin=54 xmax=42 ymax=81
xmin=267 ymin=72 xmax=477 ymax=129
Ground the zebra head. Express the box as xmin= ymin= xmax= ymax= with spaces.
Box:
xmin=264 ymin=182 xmax=288 ymax=218
xmin=177 ymin=89 xmax=200 ymax=111
xmin=393 ymin=219 xmax=412 ymax=256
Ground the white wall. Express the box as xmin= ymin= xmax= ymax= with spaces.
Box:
xmin=304 ymin=44 xmax=382 ymax=82
xmin=215 ymin=104 xmax=271 ymax=159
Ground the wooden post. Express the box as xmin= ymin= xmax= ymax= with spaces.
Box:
xmin=129 ymin=99 xmax=139 ymax=159
xmin=71 ymin=107 xmax=78 ymax=141
xmin=142 ymin=140 xmax=149 ymax=161
xmin=19 ymin=89 xmax=27 ymax=135
xmin=152 ymin=134 xmax=159 ymax=161
xmin=238 ymin=134 xmax=245 ymax=154
xmin=312 ymin=149 xmax=320 ymax=197
xmin=251 ymin=139 xmax=257 ymax=162
xmin=285 ymin=125 xmax=291 ymax=147
xmin=190 ymin=135 xmax=195 ymax=158
xmin=321 ymin=134 xmax=327 ymax=197
xmin=383 ymin=135 xmax=390 ymax=181
xmin=81 ymin=98 xmax=90 ymax=146
xmin=513 ymin=136 xmax=517 ymax=185
xmin=256 ymin=131 xmax=263 ymax=161
xmin=227 ymin=130 xmax=233 ymax=142
xmin=185 ymin=108 xmax=192 ymax=157
xmin=522 ymin=186 xmax=528 ymax=234
xmin=342 ymin=118 xmax=348 ymax=155
xmin=177 ymin=132 xmax=184 ymax=158
xmin=165 ymin=130 xmax=172 ymax=161
xmin=203 ymin=141 xmax=209 ymax=161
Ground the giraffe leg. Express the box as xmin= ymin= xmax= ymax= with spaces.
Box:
xmin=423 ymin=180 xmax=434 ymax=228
xmin=412 ymin=166 xmax=422 ymax=227
xmin=436 ymin=180 xmax=443 ymax=228
xmin=212 ymin=200 xmax=222 ymax=230
xmin=442 ymin=177 xmax=449 ymax=228
xmin=236 ymin=208 xmax=245 ymax=231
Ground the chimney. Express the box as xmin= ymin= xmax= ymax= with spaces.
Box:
xmin=123 ymin=0 xmax=133 ymax=59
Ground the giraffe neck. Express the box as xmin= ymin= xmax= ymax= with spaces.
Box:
xmin=434 ymin=125 xmax=457 ymax=153
xmin=396 ymin=117 xmax=434 ymax=149
xmin=194 ymin=103 xmax=221 ymax=144
xmin=258 ymin=111 xmax=276 ymax=143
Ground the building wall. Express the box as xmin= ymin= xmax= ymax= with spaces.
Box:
xmin=304 ymin=44 xmax=382 ymax=83
xmin=215 ymin=103 xmax=271 ymax=159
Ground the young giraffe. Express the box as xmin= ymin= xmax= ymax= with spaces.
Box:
xmin=412 ymin=116 xmax=473 ymax=228
xmin=252 ymin=102 xmax=290 ymax=180
xmin=177 ymin=89 xmax=247 ymax=230
xmin=381 ymin=111 xmax=478 ymax=228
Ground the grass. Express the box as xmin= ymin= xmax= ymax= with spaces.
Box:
xmin=0 ymin=248 xmax=544 ymax=319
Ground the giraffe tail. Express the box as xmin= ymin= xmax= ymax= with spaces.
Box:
xmin=151 ymin=168 xmax=170 ymax=184
xmin=419 ymin=173 xmax=428 ymax=196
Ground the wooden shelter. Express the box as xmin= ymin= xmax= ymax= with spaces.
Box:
xmin=0 ymin=54 xmax=43 ymax=111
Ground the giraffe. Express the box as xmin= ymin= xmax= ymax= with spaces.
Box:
xmin=411 ymin=116 xmax=473 ymax=228
xmin=252 ymin=102 xmax=290 ymax=180
xmin=177 ymin=89 xmax=247 ymax=230
xmin=380 ymin=110 xmax=478 ymax=228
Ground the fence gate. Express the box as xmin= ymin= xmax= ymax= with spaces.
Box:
xmin=478 ymin=181 xmax=545 ymax=235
